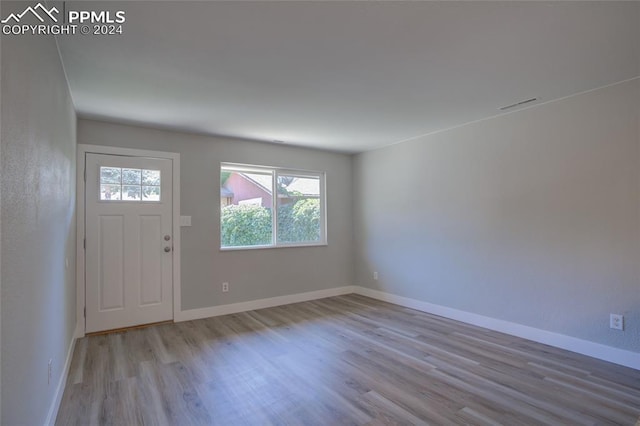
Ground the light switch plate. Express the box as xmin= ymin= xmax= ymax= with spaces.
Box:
xmin=180 ymin=216 xmax=192 ymax=227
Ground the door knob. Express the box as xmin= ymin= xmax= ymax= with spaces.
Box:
xmin=164 ymin=235 xmax=171 ymax=241
xmin=164 ymin=246 xmax=171 ymax=252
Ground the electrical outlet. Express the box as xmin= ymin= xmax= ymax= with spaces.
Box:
xmin=610 ymin=314 xmax=624 ymax=330
xmin=222 ymin=282 xmax=229 ymax=293
xmin=48 ymin=359 xmax=52 ymax=385
xmin=373 ymin=271 xmax=378 ymax=280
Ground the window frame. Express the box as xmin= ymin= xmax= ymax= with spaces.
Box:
xmin=220 ymin=162 xmax=327 ymax=250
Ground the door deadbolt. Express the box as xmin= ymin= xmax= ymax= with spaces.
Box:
xmin=164 ymin=235 xmax=171 ymax=241
xmin=164 ymin=246 xmax=171 ymax=252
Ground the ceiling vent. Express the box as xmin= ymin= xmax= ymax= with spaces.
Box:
xmin=499 ymin=97 xmax=538 ymax=111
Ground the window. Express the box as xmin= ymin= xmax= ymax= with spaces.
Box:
xmin=220 ymin=163 xmax=326 ymax=249
xmin=100 ymin=167 xmax=161 ymax=201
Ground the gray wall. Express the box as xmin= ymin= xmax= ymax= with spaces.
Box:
xmin=354 ymin=78 xmax=640 ymax=353
xmin=1 ymin=2 xmax=78 ymax=424
xmin=77 ymin=119 xmax=353 ymax=310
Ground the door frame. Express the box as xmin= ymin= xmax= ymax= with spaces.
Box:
xmin=76 ymin=144 xmax=181 ymax=338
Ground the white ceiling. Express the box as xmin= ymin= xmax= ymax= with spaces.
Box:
xmin=57 ymin=1 xmax=640 ymax=153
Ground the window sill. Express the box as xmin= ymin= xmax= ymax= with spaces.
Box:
xmin=220 ymin=242 xmax=328 ymax=252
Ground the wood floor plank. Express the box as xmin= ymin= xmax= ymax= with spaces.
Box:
xmin=56 ymin=295 xmax=640 ymax=425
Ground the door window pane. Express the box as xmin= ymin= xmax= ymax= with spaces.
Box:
xmin=100 ymin=167 xmax=121 ymax=184
xmin=122 ymin=185 xmax=141 ymax=200
xmin=100 ymin=184 xmax=121 ymax=200
xmin=142 ymin=169 xmax=161 ymax=186
xmin=142 ymin=186 xmax=161 ymax=201
xmin=122 ymin=169 xmax=141 ymax=185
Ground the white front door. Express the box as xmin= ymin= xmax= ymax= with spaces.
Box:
xmin=85 ymin=153 xmax=173 ymax=333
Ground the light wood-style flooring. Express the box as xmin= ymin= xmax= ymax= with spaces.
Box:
xmin=56 ymin=295 xmax=640 ymax=425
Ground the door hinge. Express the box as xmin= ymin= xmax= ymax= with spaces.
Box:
xmin=84 ymin=307 xmax=86 ymax=318
xmin=83 ymin=167 xmax=86 ymax=182
xmin=83 ymin=238 xmax=86 ymax=250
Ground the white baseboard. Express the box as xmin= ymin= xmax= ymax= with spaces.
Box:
xmin=353 ymin=286 xmax=640 ymax=371
xmin=176 ymin=286 xmax=356 ymax=322
xmin=45 ymin=332 xmax=77 ymax=426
